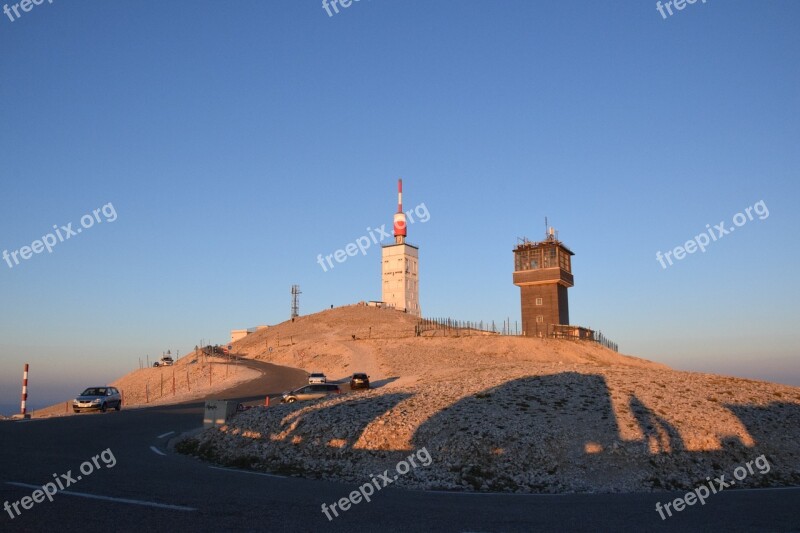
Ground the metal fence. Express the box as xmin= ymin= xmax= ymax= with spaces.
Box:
xmin=415 ymin=317 xmax=618 ymax=352
xmin=415 ymin=317 xmax=518 ymax=336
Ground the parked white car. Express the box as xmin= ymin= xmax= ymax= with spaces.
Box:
xmin=308 ymin=372 xmax=327 ymax=384
xmin=153 ymin=356 xmax=174 ymax=367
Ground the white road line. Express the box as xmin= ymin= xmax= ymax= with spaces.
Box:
xmin=157 ymin=431 xmax=175 ymax=439
xmin=209 ymin=466 xmax=286 ymax=478
xmin=149 ymin=446 xmax=167 ymax=456
xmin=5 ymin=482 xmax=196 ymax=511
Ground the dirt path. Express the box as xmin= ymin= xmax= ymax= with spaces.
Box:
xmin=343 ymin=341 xmax=383 ymax=382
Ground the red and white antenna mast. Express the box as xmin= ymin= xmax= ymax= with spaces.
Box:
xmin=393 ymin=178 xmax=407 ymax=243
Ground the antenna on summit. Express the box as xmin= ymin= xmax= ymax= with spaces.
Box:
xmin=291 ymin=284 xmax=301 ymax=319
xmin=393 ymin=178 xmax=407 ymax=244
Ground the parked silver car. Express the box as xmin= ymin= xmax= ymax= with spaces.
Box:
xmin=73 ymin=387 xmax=122 ymax=413
xmin=281 ymin=384 xmax=340 ymax=403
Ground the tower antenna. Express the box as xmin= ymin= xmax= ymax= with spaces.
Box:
xmin=291 ymin=284 xmax=301 ymax=319
xmin=393 ymin=178 xmax=407 ymax=244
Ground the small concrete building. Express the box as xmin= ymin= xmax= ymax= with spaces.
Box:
xmin=230 ymin=329 xmax=249 ymax=343
xmin=230 ymin=325 xmax=269 ymax=344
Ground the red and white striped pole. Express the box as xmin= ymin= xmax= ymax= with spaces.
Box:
xmin=20 ymin=364 xmax=29 ymax=416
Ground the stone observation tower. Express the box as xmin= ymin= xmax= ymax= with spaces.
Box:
xmin=513 ymin=227 xmax=574 ymax=336
xmin=381 ymin=179 xmax=420 ymax=316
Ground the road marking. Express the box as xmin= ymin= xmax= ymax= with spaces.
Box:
xmin=6 ymin=482 xmax=196 ymax=511
xmin=150 ymin=446 xmax=167 ymax=456
xmin=157 ymin=431 xmax=175 ymax=439
xmin=209 ymin=466 xmax=286 ymax=478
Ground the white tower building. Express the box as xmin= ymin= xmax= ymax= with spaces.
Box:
xmin=381 ymin=179 xmax=420 ymax=316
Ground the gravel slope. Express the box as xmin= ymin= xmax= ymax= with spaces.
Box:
xmin=177 ymin=306 xmax=800 ymax=492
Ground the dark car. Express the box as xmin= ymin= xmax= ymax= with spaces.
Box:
xmin=350 ymin=373 xmax=370 ymax=390
xmin=73 ymin=387 xmax=122 ymax=413
xmin=281 ymin=384 xmax=341 ymax=403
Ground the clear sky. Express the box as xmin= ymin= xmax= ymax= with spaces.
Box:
xmin=1 ymin=1 xmax=798 ymax=414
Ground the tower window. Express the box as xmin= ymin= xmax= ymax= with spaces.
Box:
xmin=535 ymin=298 xmax=543 ymax=306
xmin=559 ymin=252 xmax=571 ymax=272
xmin=536 ymin=316 xmax=544 ymax=323
xmin=544 ymin=248 xmax=557 ymax=267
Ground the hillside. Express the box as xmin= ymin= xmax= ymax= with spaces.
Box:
xmin=32 ymin=349 xmax=260 ymax=418
xmin=182 ymin=305 xmax=800 ymax=492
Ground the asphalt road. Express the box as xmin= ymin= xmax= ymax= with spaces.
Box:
xmin=1 ymin=360 xmax=798 ymax=532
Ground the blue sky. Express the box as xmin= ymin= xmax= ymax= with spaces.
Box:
xmin=1 ymin=1 xmax=798 ymax=414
